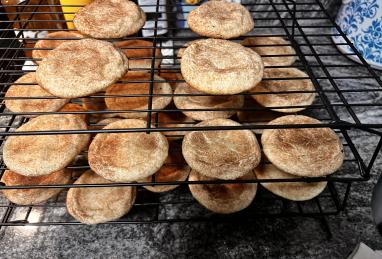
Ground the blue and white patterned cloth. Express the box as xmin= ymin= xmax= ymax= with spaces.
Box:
xmin=333 ymin=0 xmax=382 ymax=68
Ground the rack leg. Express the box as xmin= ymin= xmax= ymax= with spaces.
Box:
xmin=317 ymin=215 xmax=333 ymax=239
xmin=315 ymin=198 xmax=333 ymax=239
xmin=0 ymin=205 xmax=14 ymax=232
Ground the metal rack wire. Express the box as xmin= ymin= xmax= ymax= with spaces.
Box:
xmin=0 ymin=0 xmax=381 ymax=237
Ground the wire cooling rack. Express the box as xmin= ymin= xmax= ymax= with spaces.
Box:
xmin=0 ymin=0 xmax=381 ymax=237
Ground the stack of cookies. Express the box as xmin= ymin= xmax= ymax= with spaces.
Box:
xmin=1 ymin=0 xmax=344 ymax=223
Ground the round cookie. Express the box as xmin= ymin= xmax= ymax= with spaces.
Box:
xmin=261 ymin=115 xmax=344 ymax=177
xmin=181 ymin=39 xmax=264 ymax=95
xmin=182 ymin=118 xmax=261 ymax=180
xmin=1 ymin=169 xmax=72 ymax=205
xmin=32 ymin=31 xmax=83 ymax=64
xmin=174 ymin=82 xmax=244 ymax=121
xmin=66 ymin=170 xmax=136 ymax=224
xmin=3 ymin=114 xmax=90 ymax=176
xmin=251 ymin=68 xmax=315 ymax=113
xmin=241 ymin=37 xmax=296 ymax=67
xmin=254 ymin=163 xmax=327 ymax=201
xmin=137 ymin=141 xmax=191 ymax=192
xmin=36 ymin=38 xmax=128 ymax=98
xmin=5 ymin=73 xmax=69 ymax=117
xmin=73 ymin=0 xmax=146 ymax=38
xmin=189 ymin=170 xmax=257 ymax=214
xmin=114 ymin=40 xmax=161 ymax=74
xmin=187 ymin=1 xmax=254 ymax=39
xmin=105 ymin=73 xmax=173 ymax=119
xmin=88 ymin=119 xmax=169 ymax=182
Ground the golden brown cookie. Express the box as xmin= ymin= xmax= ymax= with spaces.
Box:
xmin=105 ymin=73 xmax=172 ymax=119
xmin=73 ymin=0 xmax=146 ymax=38
xmin=1 ymin=169 xmax=72 ymax=205
xmin=66 ymin=170 xmax=136 ymax=224
xmin=137 ymin=141 xmax=191 ymax=192
xmin=88 ymin=119 xmax=169 ymax=182
xmin=182 ymin=118 xmax=261 ymax=180
xmin=32 ymin=31 xmax=83 ymax=64
xmin=114 ymin=40 xmax=161 ymax=74
xmin=241 ymin=37 xmax=296 ymax=67
xmin=174 ymin=82 xmax=244 ymax=121
xmin=5 ymin=73 xmax=69 ymax=117
xmin=3 ymin=114 xmax=90 ymax=176
xmin=36 ymin=38 xmax=128 ymax=98
xmin=189 ymin=170 xmax=257 ymax=214
xmin=181 ymin=39 xmax=263 ymax=95
xmin=187 ymin=1 xmax=254 ymax=39
xmin=261 ymin=115 xmax=344 ymax=177
xmin=250 ymin=68 xmax=315 ymax=113
xmin=254 ymin=163 xmax=327 ymax=201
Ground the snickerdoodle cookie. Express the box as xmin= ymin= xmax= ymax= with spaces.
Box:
xmin=187 ymin=1 xmax=254 ymax=39
xmin=5 ymin=73 xmax=69 ymax=117
xmin=3 ymin=114 xmax=90 ymax=176
xmin=88 ymin=119 xmax=168 ymax=182
xmin=181 ymin=39 xmax=263 ymax=95
xmin=250 ymin=68 xmax=315 ymax=113
xmin=66 ymin=170 xmax=136 ymax=224
xmin=36 ymin=39 xmax=128 ymax=98
xmin=182 ymin=118 xmax=261 ymax=180
xmin=261 ymin=115 xmax=344 ymax=177
xmin=241 ymin=36 xmax=296 ymax=67
xmin=73 ymin=0 xmax=146 ymax=38
xmin=189 ymin=170 xmax=257 ymax=214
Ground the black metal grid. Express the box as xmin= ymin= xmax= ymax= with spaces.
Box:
xmin=0 ymin=0 xmax=381 ymax=237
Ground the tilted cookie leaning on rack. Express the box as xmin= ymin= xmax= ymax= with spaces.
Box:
xmin=5 ymin=72 xmax=69 ymax=117
xmin=254 ymin=163 xmax=327 ymax=201
xmin=1 ymin=169 xmax=72 ymax=205
xmin=66 ymin=170 xmax=136 ymax=225
xmin=188 ymin=170 xmax=258 ymax=214
xmin=3 ymin=114 xmax=90 ymax=177
xmin=250 ymin=68 xmax=316 ymax=113
xmin=241 ymin=36 xmax=296 ymax=67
